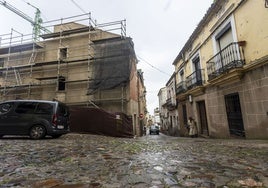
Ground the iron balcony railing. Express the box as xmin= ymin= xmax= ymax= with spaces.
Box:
xmin=166 ymin=98 xmax=171 ymax=105
xmin=186 ymin=69 xmax=205 ymax=89
xmin=176 ymin=81 xmax=187 ymax=94
xmin=166 ymin=98 xmax=175 ymax=105
xmin=166 ymin=97 xmax=176 ymax=110
xmin=207 ymin=42 xmax=245 ymax=80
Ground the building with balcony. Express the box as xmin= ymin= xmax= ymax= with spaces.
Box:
xmin=173 ymin=0 xmax=268 ymax=138
xmin=153 ymin=107 xmax=161 ymax=126
xmin=158 ymin=87 xmax=168 ymax=132
xmin=135 ymin=69 xmax=147 ymax=136
xmin=163 ymin=73 xmax=179 ymax=136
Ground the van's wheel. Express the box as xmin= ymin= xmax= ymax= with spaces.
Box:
xmin=29 ymin=125 xmax=46 ymax=139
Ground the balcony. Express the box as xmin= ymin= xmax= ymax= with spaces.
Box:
xmin=176 ymin=81 xmax=187 ymax=94
xmin=207 ymin=42 xmax=245 ymax=80
xmin=165 ymin=98 xmax=176 ymax=110
xmin=186 ymin=69 xmax=205 ymax=90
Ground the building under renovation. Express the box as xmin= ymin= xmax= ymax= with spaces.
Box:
xmin=0 ymin=13 xmax=147 ymax=136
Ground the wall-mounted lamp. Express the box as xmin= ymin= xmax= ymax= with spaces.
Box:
xmin=189 ymin=95 xmax=193 ymax=103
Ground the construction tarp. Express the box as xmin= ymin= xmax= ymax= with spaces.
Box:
xmin=88 ymin=37 xmax=135 ymax=93
xmin=69 ymin=107 xmax=133 ymax=138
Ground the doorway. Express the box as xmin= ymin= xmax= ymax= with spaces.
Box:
xmin=170 ymin=116 xmax=173 ymax=128
xmin=182 ymin=104 xmax=187 ymax=126
xmin=225 ymin=93 xmax=245 ymax=137
xmin=197 ymin=100 xmax=209 ymax=136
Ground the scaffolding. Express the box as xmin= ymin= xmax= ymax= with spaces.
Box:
xmin=0 ymin=13 xmax=132 ymax=111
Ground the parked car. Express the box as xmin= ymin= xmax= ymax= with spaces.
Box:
xmin=0 ymin=100 xmax=70 ymax=139
xmin=149 ymin=125 xmax=160 ymax=135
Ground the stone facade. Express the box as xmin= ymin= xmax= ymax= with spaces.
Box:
xmin=0 ymin=15 xmax=147 ymax=136
xmin=172 ymin=0 xmax=268 ymax=139
xmin=158 ymin=87 xmax=168 ymax=132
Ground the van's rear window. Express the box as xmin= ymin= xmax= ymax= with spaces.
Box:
xmin=35 ymin=103 xmax=53 ymax=115
xmin=57 ymin=104 xmax=69 ymax=116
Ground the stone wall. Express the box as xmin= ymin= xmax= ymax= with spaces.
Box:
xmin=206 ymin=63 xmax=268 ymax=138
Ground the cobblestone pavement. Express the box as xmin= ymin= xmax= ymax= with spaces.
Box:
xmin=0 ymin=133 xmax=267 ymax=188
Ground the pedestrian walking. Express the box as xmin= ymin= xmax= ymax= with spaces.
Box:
xmin=143 ymin=126 xmax=146 ymax=135
xmin=188 ymin=117 xmax=198 ymax=138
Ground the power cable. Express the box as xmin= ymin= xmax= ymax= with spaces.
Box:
xmin=70 ymin=0 xmax=87 ymax=14
xmin=137 ymin=55 xmax=172 ymax=77
xmin=20 ymin=0 xmax=48 ymax=21
xmin=20 ymin=0 xmax=28 ymax=4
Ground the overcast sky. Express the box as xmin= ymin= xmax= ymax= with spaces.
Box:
xmin=0 ymin=0 xmax=213 ymax=114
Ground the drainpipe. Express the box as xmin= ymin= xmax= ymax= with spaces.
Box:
xmin=137 ymin=74 xmax=141 ymax=136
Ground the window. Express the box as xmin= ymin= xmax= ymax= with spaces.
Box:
xmin=0 ymin=102 xmax=13 ymax=114
xmin=57 ymin=104 xmax=69 ymax=116
xmin=192 ymin=55 xmax=200 ymax=71
xmin=179 ymin=69 xmax=184 ymax=82
xmin=215 ymin=22 xmax=233 ymax=51
xmin=0 ymin=58 xmax=4 ymax=67
xmin=59 ymin=48 xmax=67 ymax=60
xmin=0 ymin=58 xmax=4 ymax=76
xmin=177 ymin=69 xmax=186 ymax=93
xmin=192 ymin=55 xmax=202 ymax=84
xmin=15 ymin=102 xmax=36 ymax=114
xmin=212 ymin=16 xmax=241 ymax=71
xmin=35 ymin=103 xmax=53 ymax=115
xmin=213 ymin=15 xmax=238 ymax=54
xmin=58 ymin=76 xmax=65 ymax=91
xmin=168 ymin=90 xmax=171 ymax=99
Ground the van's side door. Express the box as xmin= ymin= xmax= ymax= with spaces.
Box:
xmin=13 ymin=102 xmax=37 ymax=134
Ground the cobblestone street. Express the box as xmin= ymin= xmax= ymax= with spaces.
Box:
xmin=0 ymin=133 xmax=267 ymax=188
